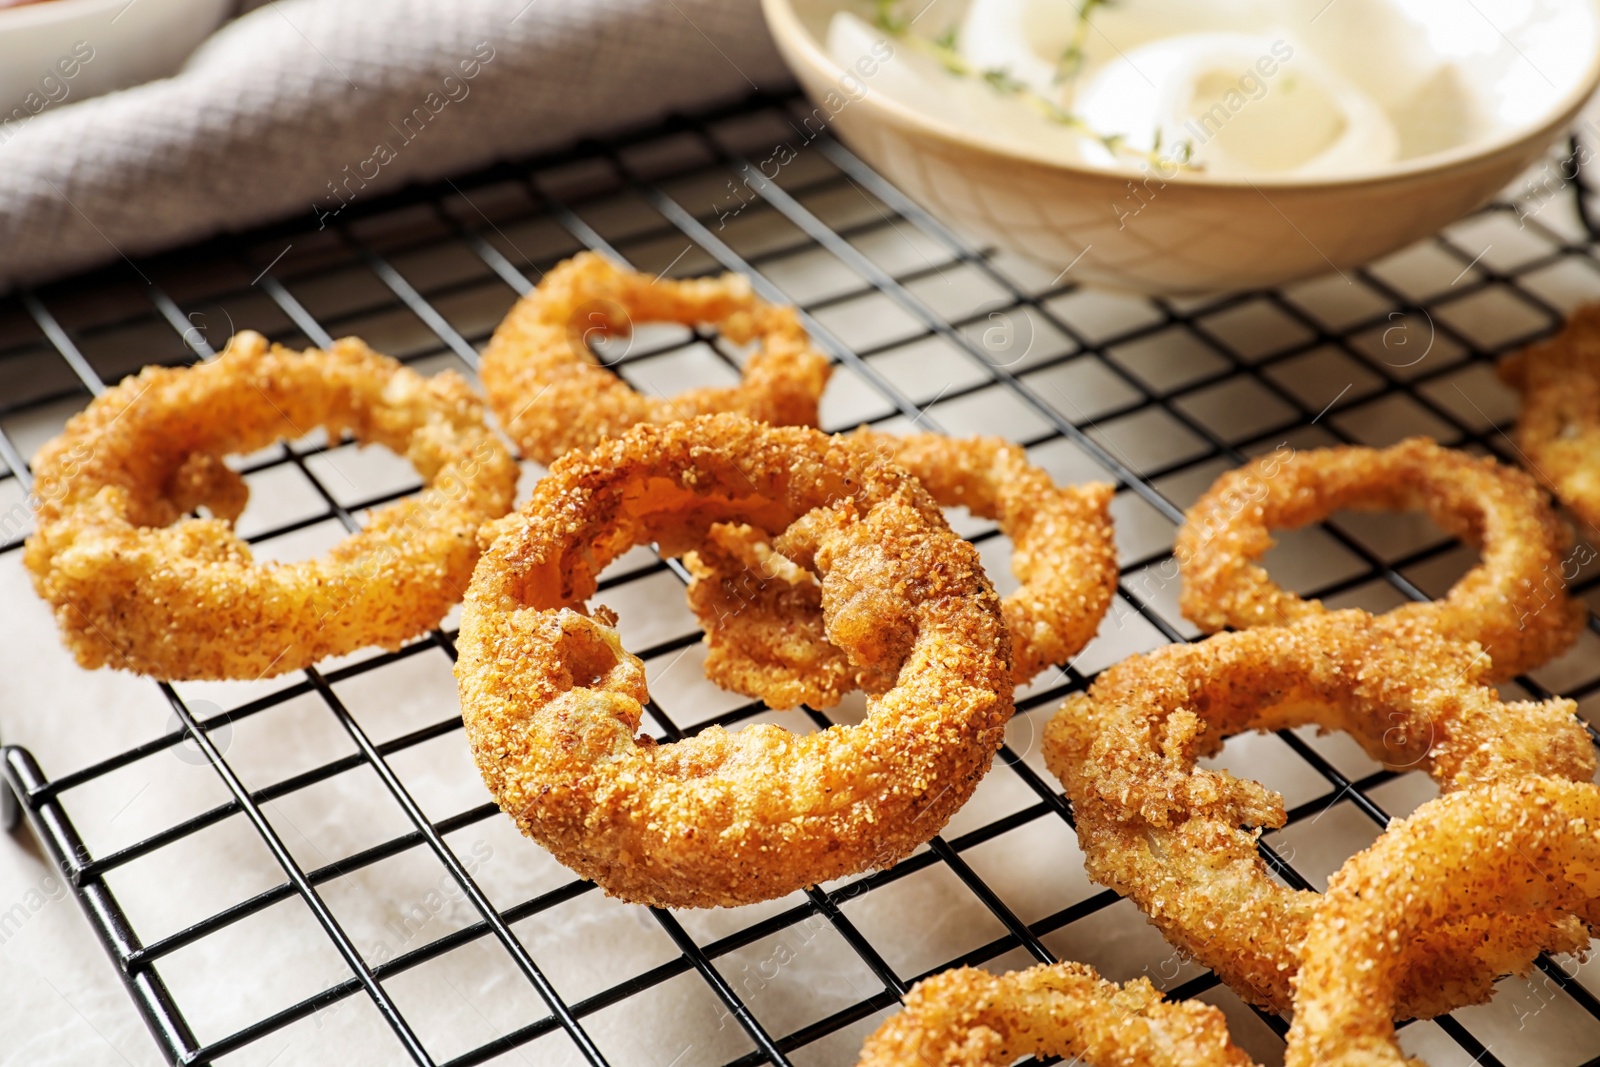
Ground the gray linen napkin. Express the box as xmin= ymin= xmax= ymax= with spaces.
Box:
xmin=0 ymin=0 xmax=789 ymax=291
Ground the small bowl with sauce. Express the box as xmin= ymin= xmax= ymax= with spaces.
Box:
xmin=762 ymin=0 xmax=1600 ymax=293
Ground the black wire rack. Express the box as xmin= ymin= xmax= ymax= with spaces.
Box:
xmin=5 ymin=92 xmax=1600 ymax=1067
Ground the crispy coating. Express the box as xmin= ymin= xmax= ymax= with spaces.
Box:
xmin=1286 ymin=778 xmax=1600 ymax=1067
xmin=686 ymin=431 xmax=1118 ymax=706
xmin=1042 ymin=610 xmax=1595 ymax=1016
xmin=480 ymin=251 xmax=832 ymax=465
xmin=683 ymin=520 xmax=854 ymax=710
xmin=1176 ymin=437 xmax=1584 ymax=681
xmin=857 ymin=962 xmax=1258 ymax=1067
xmin=1501 ymin=304 xmax=1600 ymax=538
xmin=23 ymin=330 xmax=518 ymax=679
xmin=454 ymin=414 xmax=1013 ymax=908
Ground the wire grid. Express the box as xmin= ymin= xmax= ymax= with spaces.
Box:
xmin=4 ymin=92 xmax=1600 ymax=1067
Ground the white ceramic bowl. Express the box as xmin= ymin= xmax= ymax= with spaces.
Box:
xmin=763 ymin=0 xmax=1600 ymax=294
xmin=0 ymin=0 xmax=230 ymax=119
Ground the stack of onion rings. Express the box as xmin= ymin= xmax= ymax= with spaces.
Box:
xmin=454 ymin=414 xmax=1013 ymax=907
xmin=1501 ymin=304 xmax=1600 ymax=538
xmin=480 ymin=251 xmax=832 ymax=465
xmin=685 ymin=430 xmax=1118 ymax=707
xmin=1286 ymin=778 xmax=1600 ymax=1067
xmin=1176 ymin=437 xmax=1584 ymax=681
xmin=1042 ymin=609 xmax=1595 ymax=1016
xmin=25 ymin=330 xmax=518 ymax=680
xmin=856 ymin=962 xmax=1256 ymax=1067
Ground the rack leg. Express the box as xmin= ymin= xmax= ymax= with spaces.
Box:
xmin=1 ymin=742 xmax=20 ymax=833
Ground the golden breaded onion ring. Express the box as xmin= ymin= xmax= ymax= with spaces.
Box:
xmin=480 ymin=251 xmax=831 ymax=465
xmin=857 ymin=962 xmax=1257 ymax=1067
xmin=1501 ymin=303 xmax=1600 ymax=541
xmin=455 ymin=414 xmax=1013 ymax=908
xmin=1042 ymin=610 xmax=1596 ymax=1016
xmin=1176 ymin=437 xmax=1584 ymax=681
xmin=685 ymin=430 xmax=1118 ymax=707
xmin=684 ymin=520 xmax=852 ymax=711
xmin=1286 ymin=778 xmax=1600 ymax=1067
xmin=23 ymin=330 xmax=518 ymax=680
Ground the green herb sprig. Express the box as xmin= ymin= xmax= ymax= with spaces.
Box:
xmin=1056 ymin=0 xmax=1115 ymax=81
xmin=870 ymin=1 xmax=1194 ymax=171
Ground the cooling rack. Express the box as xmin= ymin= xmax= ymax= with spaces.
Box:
xmin=4 ymin=92 xmax=1600 ymax=1067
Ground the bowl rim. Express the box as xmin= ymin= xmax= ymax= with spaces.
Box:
xmin=763 ymin=0 xmax=1600 ymax=191
xmin=0 ymin=0 xmax=196 ymax=31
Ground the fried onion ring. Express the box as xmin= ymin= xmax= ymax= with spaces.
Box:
xmin=1286 ymin=778 xmax=1600 ymax=1067
xmin=1042 ymin=610 xmax=1595 ymax=1016
xmin=685 ymin=430 xmax=1118 ymax=706
xmin=1176 ymin=437 xmax=1583 ymax=681
xmin=857 ymin=962 xmax=1257 ymax=1067
xmin=23 ymin=330 xmax=518 ymax=680
xmin=454 ymin=414 xmax=1012 ymax=907
xmin=683 ymin=520 xmax=854 ymax=710
xmin=1501 ymin=303 xmax=1600 ymax=539
xmin=480 ymin=251 xmax=832 ymax=465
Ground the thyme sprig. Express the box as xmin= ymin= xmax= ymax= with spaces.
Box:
xmin=870 ymin=1 xmax=1193 ymax=170
xmin=1055 ymin=0 xmax=1115 ymax=82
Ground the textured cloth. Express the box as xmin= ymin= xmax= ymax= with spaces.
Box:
xmin=0 ymin=0 xmax=789 ymax=291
